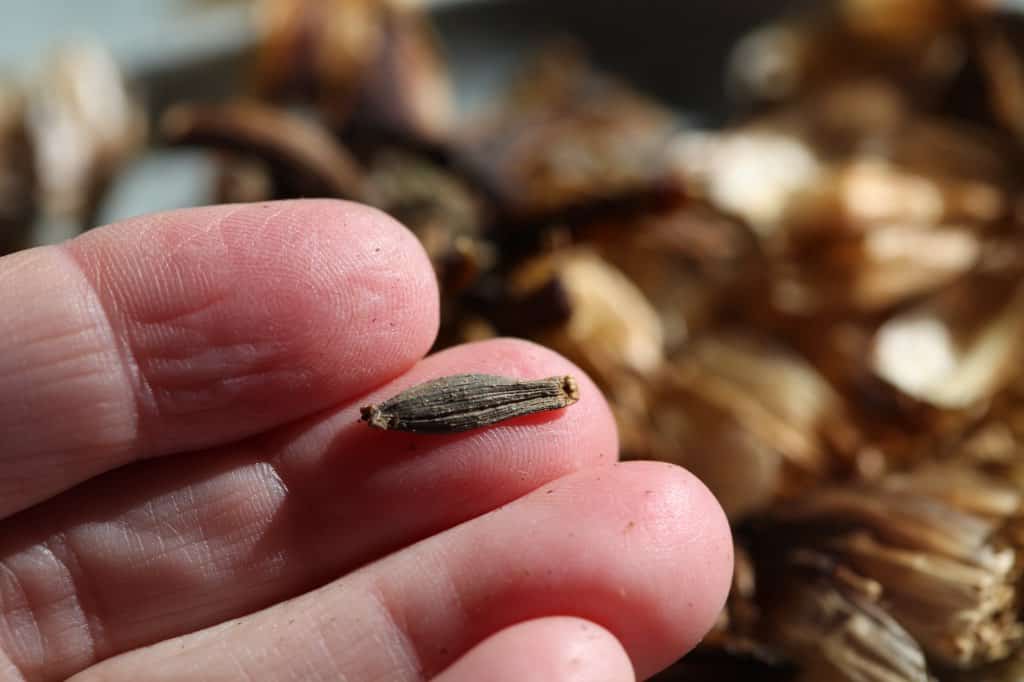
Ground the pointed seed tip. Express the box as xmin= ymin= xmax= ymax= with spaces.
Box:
xmin=562 ymin=375 xmax=580 ymax=402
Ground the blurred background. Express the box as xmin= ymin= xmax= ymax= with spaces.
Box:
xmin=0 ymin=0 xmax=795 ymax=229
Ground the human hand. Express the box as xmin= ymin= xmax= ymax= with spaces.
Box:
xmin=0 ymin=200 xmax=732 ymax=681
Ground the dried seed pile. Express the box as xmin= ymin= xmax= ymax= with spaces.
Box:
xmin=5 ymin=1 xmax=1024 ymax=680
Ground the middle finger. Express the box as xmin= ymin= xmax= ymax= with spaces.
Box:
xmin=0 ymin=338 xmax=617 ymax=682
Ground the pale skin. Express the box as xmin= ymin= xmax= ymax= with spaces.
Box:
xmin=0 ymin=199 xmax=733 ymax=681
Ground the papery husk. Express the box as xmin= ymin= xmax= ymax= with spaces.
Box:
xmin=458 ymin=45 xmax=683 ymax=225
xmin=644 ymin=380 xmax=784 ymax=519
xmin=871 ymin=277 xmax=1024 ymax=410
xmin=640 ymin=334 xmax=859 ymax=518
xmin=584 ymin=200 xmax=760 ymax=352
xmin=764 ymin=550 xmax=932 ymax=682
xmin=670 ymin=335 xmax=859 ymax=477
xmin=674 ymin=84 xmax=1017 ymax=305
xmin=764 ymin=471 xmax=1024 ymax=669
xmin=26 ymin=41 xmax=146 ymax=238
xmin=505 ymin=248 xmax=665 ymax=382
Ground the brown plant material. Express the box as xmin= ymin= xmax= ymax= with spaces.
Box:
xmin=728 ymin=0 xmax=970 ymax=114
xmin=505 ymin=248 xmax=665 ymax=381
xmin=765 ymin=551 xmax=932 ymax=682
xmin=0 ymin=80 xmax=35 ymax=255
xmin=362 ymin=147 xmax=488 ymax=292
xmin=253 ymin=0 xmax=452 ymax=141
xmin=677 ymin=336 xmax=857 ymax=477
xmin=253 ymin=0 xmax=384 ymax=119
xmin=459 ymin=45 xmax=684 ymax=225
xmin=347 ymin=2 xmax=453 ymax=142
xmin=764 ymin=471 xmax=1024 ymax=669
xmin=149 ymin=2 xmax=1024 ymax=678
xmin=871 ymin=277 xmax=1024 ymax=410
xmin=162 ymin=101 xmax=365 ymax=199
xmin=586 ymin=201 xmax=760 ymax=352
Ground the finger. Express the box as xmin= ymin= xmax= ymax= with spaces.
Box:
xmin=70 ymin=462 xmax=733 ymax=682
xmin=0 ymin=339 xmax=618 ymax=681
xmin=432 ymin=617 xmax=635 ymax=682
xmin=0 ymin=199 xmax=438 ymax=517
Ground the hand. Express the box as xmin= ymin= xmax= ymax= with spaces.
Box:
xmin=0 ymin=200 xmax=732 ymax=681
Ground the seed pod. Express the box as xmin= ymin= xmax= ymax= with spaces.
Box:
xmin=360 ymin=374 xmax=579 ymax=433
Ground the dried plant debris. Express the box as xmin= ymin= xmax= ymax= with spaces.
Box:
xmin=0 ymin=79 xmax=35 ymax=255
xmin=252 ymin=0 xmax=385 ymax=119
xmin=5 ymin=0 xmax=1024 ymax=679
xmin=161 ymin=101 xmax=365 ymax=199
xmin=871 ymin=276 xmax=1024 ymax=410
xmin=457 ymin=45 xmax=685 ymax=226
xmin=252 ymin=0 xmax=452 ymax=141
xmin=360 ymin=374 xmax=579 ymax=433
xmin=362 ymin=148 xmax=489 ymax=291
xmin=759 ymin=471 xmax=1024 ymax=671
xmin=634 ymin=335 xmax=861 ymax=519
xmin=766 ymin=552 xmax=933 ymax=682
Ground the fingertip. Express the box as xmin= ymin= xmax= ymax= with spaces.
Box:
xmin=255 ymin=199 xmax=441 ymax=388
xmin=434 ymin=617 xmax=635 ymax=682
xmin=618 ymin=461 xmax=734 ymax=644
xmin=514 ymin=461 xmax=733 ymax=678
xmin=600 ymin=461 xmax=734 ymax=674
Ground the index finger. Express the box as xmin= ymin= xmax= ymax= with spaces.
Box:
xmin=0 ymin=199 xmax=439 ymax=518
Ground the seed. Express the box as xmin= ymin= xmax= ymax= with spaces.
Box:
xmin=360 ymin=373 xmax=579 ymax=433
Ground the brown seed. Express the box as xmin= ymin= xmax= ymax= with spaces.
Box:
xmin=360 ymin=373 xmax=579 ymax=433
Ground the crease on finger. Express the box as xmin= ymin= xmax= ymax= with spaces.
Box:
xmin=58 ymin=243 xmax=146 ymax=454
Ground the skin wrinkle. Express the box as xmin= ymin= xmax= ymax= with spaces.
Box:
xmin=308 ymin=622 xmax=347 ymax=682
xmin=365 ymin=580 xmax=424 ymax=681
xmin=415 ymin=547 xmax=469 ymax=673
xmin=96 ymin=461 xmax=289 ymax=638
xmin=44 ymin=534 xmax=104 ymax=667
xmin=144 ymin=366 xmax=314 ymax=420
xmin=214 ymin=638 xmax=260 ymax=682
xmin=0 ymin=558 xmax=38 ymax=680
xmin=58 ymin=243 xmax=147 ymax=459
xmin=0 ymin=320 xmax=95 ymax=372
xmin=154 ymin=205 xmax=247 ymax=264
xmin=125 ymin=285 xmax=232 ymax=330
xmin=0 ymin=250 xmax=138 ymax=518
